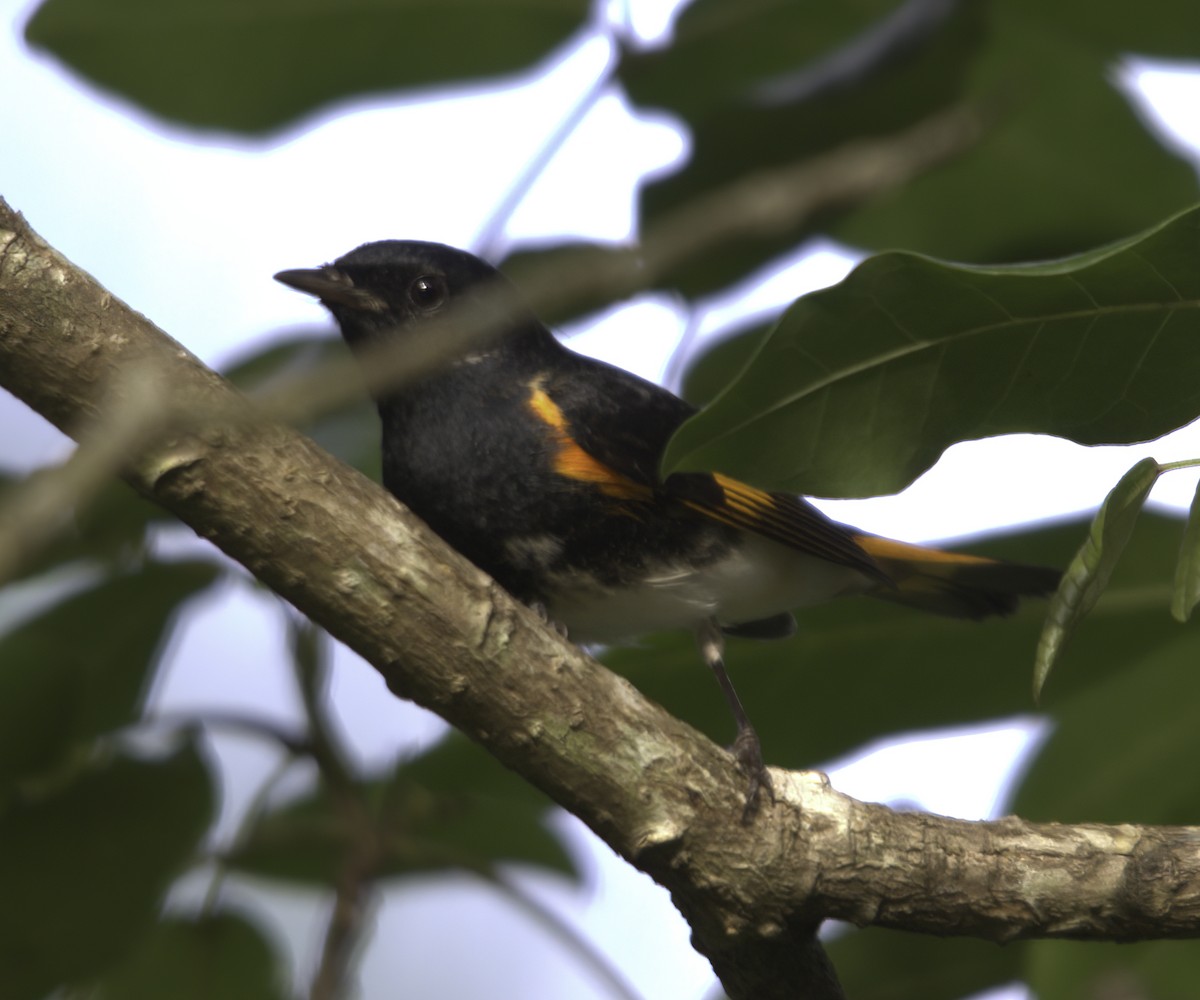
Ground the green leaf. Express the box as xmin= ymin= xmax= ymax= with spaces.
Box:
xmin=97 ymin=912 xmax=288 ymax=1000
xmin=1024 ymin=939 xmax=1200 ymax=1000
xmin=24 ymin=0 xmax=591 ymax=134
xmin=828 ymin=927 xmax=1024 ymax=1000
xmin=620 ymin=0 xmax=910 ymax=123
xmin=623 ymin=1 xmax=1200 ymax=296
xmin=625 ymin=0 xmax=986 ymax=296
xmin=603 ymin=513 xmax=1181 ymax=770
xmin=1171 ymin=473 xmax=1200 ymax=622
xmin=0 ymin=561 xmax=220 ymax=793
xmin=1017 ymin=632 xmax=1200 ymax=826
xmin=1033 ymin=458 xmax=1161 ymax=699
xmin=662 ymin=205 xmax=1200 ymax=497
xmin=0 ymin=741 xmax=215 ymax=998
xmin=227 ymin=735 xmax=572 ymax=887
xmin=832 ymin=1 xmax=1200 ymax=263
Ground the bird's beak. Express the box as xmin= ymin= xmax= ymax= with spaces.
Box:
xmin=274 ymin=267 xmax=386 ymax=311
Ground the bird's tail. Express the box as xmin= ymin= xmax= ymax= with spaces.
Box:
xmin=854 ymin=535 xmax=1061 ymax=620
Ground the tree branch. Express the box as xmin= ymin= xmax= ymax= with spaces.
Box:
xmin=4 ymin=198 xmax=1200 ymax=1000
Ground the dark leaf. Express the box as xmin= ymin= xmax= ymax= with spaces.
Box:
xmin=1017 ymin=632 xmax=1200 ymax=826
xmin=1170 ymin=473 xmax=1200 ymax=622
xmin=1033 ymin=458 xmax=1160 ymax=699
xmin=227 ymin=736 xmax=571 ymax=887
xmin=0 ymin=741 xmax=215 ymax=998
xmin=832 ymin=2 xmax=1200 ymax=263
xmin=96 ymin=912 xmax=287 ymax=1000
xmin=0 ymin=561 xmax=219 ymax=793
xmin=662 ymin=206 xmax=1200 ymax=498
xmin=627 ymin=0 xmax=986 ymax=295
xmin=24 ymin=0 xmax=592 ymax=134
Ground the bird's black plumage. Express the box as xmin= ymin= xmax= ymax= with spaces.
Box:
xmin=276 ymin=240 xmax=1061 ymax=814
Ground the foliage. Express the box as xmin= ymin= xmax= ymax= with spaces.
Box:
xmin=8 ymin=0 xmax=1200 ymax=998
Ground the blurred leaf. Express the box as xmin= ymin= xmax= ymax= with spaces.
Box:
xmin=399 ymin=731 xmax=553 ymax=810
xmin=0 ymin=561 xmax=219 ymax=793
xmin=620 ymin=0 xmax=909 ymax=122
xmin=1016 ymin=632 xmax=1200 ymax=826
xmin=626 ymin=0 xmax=985 ymax=296
xmin=623 ymin=1 xmax=1199 ymax=297
xmin=603 ymin=514 xmax=1181 ymax=770
xmin=679 ymin=320 xmax=770 ymax=408
xmin=1171 ymin=473 xmax=1200 ymax=622
xmin=0 ymin=741 xmax=215 ymax=999
xmin=227 ymin=736 xmax=571 ymax=887
xmin=24 ymin=0 xmax=592 ymax=133
xmin=0 ymin=473 xmax=171 ymax=583
xmin=1033 ymin=458 xmax=1160 ymax=699
xmin=828 ymin=927 xmax=1024 ymax=1000
xmin=96 ymin=912 xmax=287 ymax=1000
xmin=833 ymin=0 xmax=1200 ymax=263
xmin=663 ymin=205 xmax=1200 ymax=497
xmin=222 ymin=333 xmax=381 ymax=480
xmin=1024 ymin=938 xmax=1200 ymax=1000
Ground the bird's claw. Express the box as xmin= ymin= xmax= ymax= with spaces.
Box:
xmin=731 ymin=725 xmax=775 ymax=823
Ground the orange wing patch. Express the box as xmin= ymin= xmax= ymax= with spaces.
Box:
xmin=854 ymin=535 xmax=997 ymax=566
xmin=527 ymin=378 xmax=652 ymax=502
xmin=677 ymin=472 xmax=886 ymax=579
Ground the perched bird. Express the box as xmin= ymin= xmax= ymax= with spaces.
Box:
xmin=276 ymin=241 xmax=1060 ymax=813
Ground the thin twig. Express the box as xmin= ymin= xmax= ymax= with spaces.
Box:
xmin=474 ymin=55 xmax=613 ymax=260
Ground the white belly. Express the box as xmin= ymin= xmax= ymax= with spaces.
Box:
xmin=546 ymin=534 xmax=873 ymax=644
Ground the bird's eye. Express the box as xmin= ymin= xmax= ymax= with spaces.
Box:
xmin=407 ymin=274 xmax=448 ymax=312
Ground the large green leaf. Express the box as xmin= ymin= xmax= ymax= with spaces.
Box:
xmin=0 ymin=561 xmax=219 ymax=793
xmin=96 ymin=912 xmax=288 ymax=1000
xmin=24 ymin=0 xmax=591 ymax=133
xmin=664 ymin=205 xmax=1200 ymax=498
xmin=227 ymin=735 xmax=572 ymax=886
xmin=0 ymin=742 xmax=215 ymax=998
xmin=603 ymin=514 xmax=1182 ymax=771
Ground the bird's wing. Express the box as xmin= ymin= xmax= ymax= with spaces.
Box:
xmin=531 ymin=359 xmax=887 ymax=581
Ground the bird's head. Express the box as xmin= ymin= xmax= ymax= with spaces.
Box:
xmin=275 ymin=240 xmax=538 ymax=359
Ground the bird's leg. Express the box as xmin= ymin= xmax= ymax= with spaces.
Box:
xmin=697 ymin=618 xmax=774 ymax=821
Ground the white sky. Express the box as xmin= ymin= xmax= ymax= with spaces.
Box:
xmin=4 ymin=1 xmax=1200 ymax=997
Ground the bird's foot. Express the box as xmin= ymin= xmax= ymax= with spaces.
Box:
xmin=530 ymin=601 xmax=569 ymax=639
xmin=731 ymin=724 xmax=775 ymax=823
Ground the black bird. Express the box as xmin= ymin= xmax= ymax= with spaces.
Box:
xmin=276 ymin=241 xmax=1060 ymax=812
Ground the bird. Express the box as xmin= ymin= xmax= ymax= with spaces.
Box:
xmin=275 ymin=240 xmax=1061 ymax=815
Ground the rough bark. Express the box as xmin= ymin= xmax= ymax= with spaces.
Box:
xmin=4 ymin=198 xmax=1200 ymax=1000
